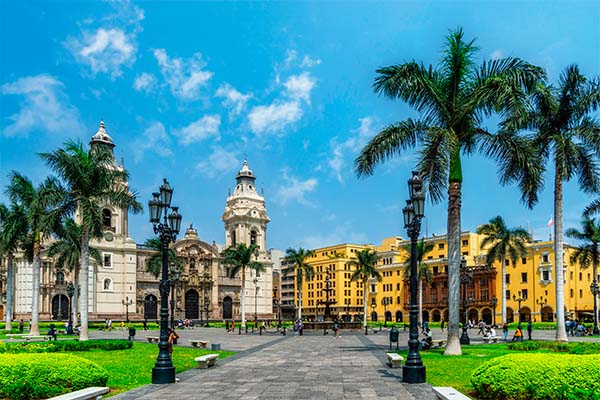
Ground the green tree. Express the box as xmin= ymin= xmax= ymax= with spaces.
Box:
xmin=349 ymin=249 xmax=381 ymax=331
xmin=403 ymin=238 xmax=434 ymax=326
xmin=221 ymin=243 xmax=265 ymax=327
xmin=6 ymin=173 xmax=65 ymax=335
xmin=283 ymin=247 xmax=315 ymax=320
xmin=355 ymin=28 xmax=543 ymax=354
xmin=477 ymin=216 xmax=531 ymax=325
xmin=142 ymin=237 xmax=182 ymax=279
xmin=566 ymin=217 xmax=600 ymax=334
xmin=47 ymin=218 xmax=102 ymax=327
xmin=40 ymin=139 xmax=142 ymax=341
xmin=504 ymin=65 xmax=600 ymax=341
xmin=0 ymin=202 xmax=28 ymax=331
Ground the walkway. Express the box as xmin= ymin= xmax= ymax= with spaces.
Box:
xmin=112 ymin=328 xmax=435 ymax=400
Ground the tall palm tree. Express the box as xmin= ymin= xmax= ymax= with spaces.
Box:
xmin=566 ymin=217 xmax=600 ymax=335
xmin=349 ymin=249 xmax=381 ymax=332
xmin=142 ymin=237 xmax=181 ymax=279
xmin=403 ymin=238 xmax=434 ymax=326
xmin=40 ymin=139 xmax=142 ymax=341
xmin=504 ymin=65 xmax=600 ymax=341
xmin=47 ymin=218 xmax=102 ymax=327
xmin=283 ymin=247 xmax=315 ymax=320
xmin=355 ymin=28 xmax=543 ymax=354
xmin=221 ymin=243 xmax=265 ymax=327
xmin=6 ymin=173 xmax=65 ymax=336
xmin=477 ymin=216 xmax=531 ymax=325
xmin=0 ymin=202 xmax=28 ymax=331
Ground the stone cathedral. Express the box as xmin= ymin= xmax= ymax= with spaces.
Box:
xmin=0 ymin=121 xmax=273 ymax=323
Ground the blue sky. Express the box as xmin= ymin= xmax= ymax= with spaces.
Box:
xmin=1 ymin=1 xmax=599 ymax=250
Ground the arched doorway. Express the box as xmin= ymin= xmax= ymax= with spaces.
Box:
xmin=396 ymin=311 xmax=403 ymax=322
xmin=468 ymin=308 xmax=478 ymax=323
xmin=541 ymin=306 xmax=554 ymax=322
xmin=185 ymin=289 xmax=199 ymax=319
xmin=385 ymin=311 xmax=392 ymax=322
xmin=481 ymin=308 xmax=492 ymax=325
xmin=432 ymin=309 xmax=441 ymax=322
xmin=222 ymin=296 xmax=233 ymax=320
xmin=51 ymin=294 xmax=69 ymax=320
xmin=422 ymin=310 xmax=430 ymax=322
xmin=371 ymin=311 xmax=378 ymax=322
xmin=507 ymin=307 xmax=514 ymax=323
xmin=520 ymin=306 xmax=531 ymax=322
xmin=144 ymin=294 xmax=158 ymax=320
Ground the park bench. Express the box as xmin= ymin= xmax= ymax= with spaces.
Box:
xmin=47 ymin=386 xmax=109 ymax=400
xmin=483 ymin=337 xmax=499 ymax=344
xmin=386 ymin=353 xmax=404 ymax=368
xmin=194 ymin=354 xmax=219 ymax=369
xmin=5 ymin=334 xmax=27 ymax=339
xmin=146 ymin=336 xmax=160 ymax=343
xmin=189 ymin=340 xmax=209 ymax=348
xmin=24 ymin=335 xmax=52 ymax=341
xmin=431 ymin=339 xmax=446 ymax=348
xmin=432 ymin=386 xmax=471 ymax=400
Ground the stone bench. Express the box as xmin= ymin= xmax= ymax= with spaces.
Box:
xmin=24 ymin=335 xmax=52 ymax=341
xmin=431 ymin=339 xmax=446 ymax=348
xmin=189 ymin=340 xmax=209 ymax=348
xmin=432 ymin=386 xmax=471 ymax=400
xmin=386 ymin=352 xmax=404 ymax=368
xmin=194 ymin=354 xmax=219 ymax=369
xmin=146 ymin=336 xmax=160 ymax=343
xmin=483 ymin=337 xmax=499 ymax=344
xmin=47 ymin=386 xmax=109 ymax=400
xmin=5 ymin=334 xmax=27 ymax=339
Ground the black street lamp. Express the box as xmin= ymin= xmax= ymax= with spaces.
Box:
xmin=122 ymin=297 xmax=133 ymax=323
xmin=67 ymin=282 xmax=74 ymax=334
xmin=169 ymin=265 xmax=180 ymax=329
xmin=460 ymin=258 xmax=474 ymax=345
xmin=490 ymin=296 xmax=498 ymax=327
xmin=148 ymin=178 xmax=183 ymax=384
xmin=382 ymin=297 xmax=390 ymax=327
xmin=253 ymin=277 xmax=259 ymax=325
xmin=589 ymin=281 xmax=599 ymax=335
xmin=402 ymin=171 xmax=426 ymax=383
xmin=513 ymin=291 xmax=527 ymax=323
xmin=536 ymin=296 xmax=547 ymax=322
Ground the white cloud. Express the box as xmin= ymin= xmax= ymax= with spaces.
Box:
xmin=1 ymin=74 xmax=83 ymax=137
xmin=300 ymin=225 xmax=368 ymax=249
xmin=153 ymin=48 xmax=213 ymax=100
xmin=195 ymin=147 xmax=239 ymax=178
xmin=248 ymin=101 xmax=302 ymax=135
xmin=328 ymin=117 xmax=377 ymax=183
xmin=215 ymin=83 xmax=252 ymax=118
xmin=133 ymin=72 xmax=157 ymax=92
xmin=490 ymin=50 xmax=504 ymax=60
xmin=174 ymin=115 xmax=221 ymax=145
xmin=131 ymin=122 xmax=172 ymax=162
xmin=275 ymin=169 xmax=318 ymax=206
xmin=284 ymin=72 xmax=316 ymax=103
xmin=301 ymin=55 xmax=321 ymax=68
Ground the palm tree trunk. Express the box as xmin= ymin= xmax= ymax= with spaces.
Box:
xmin=73 ymin=266 xmax=79 ymax=327
xmin=418 ymin=278 xmax=423 ymax=327
xmin=501 ymin=256 xmax=507 ymax=325
xmin=363 ymin=279 xmax=368 ymax=329
xmin=79 ymin=228 xmax=90 ymax=341
xmin=4 ymin=252 xmax=14 ymax=331
xmin=30 ymin=237 xmax=41 ymax=336
xmin=241 ymin=266 xmax=246 ymax=327
xmin=445 ymin=181 xmax=462 ymax=355
xmin=554 ymin=173 xmax=568 ymax=341
xmin=298 ymin=275 xmax=303 ymax=320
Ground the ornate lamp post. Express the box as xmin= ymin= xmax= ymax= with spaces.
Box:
xmin=513 ymin=291 xmax=527 ymax=323
xmin=122 ymin=297 xmax=133 ymax=323
xmin=169 ymin=265 xmax=180 ymax=329
xmin=402 ymin=171 xmax=426 ymax=383
xmin=535 ymin=296 xmax=547 ymax=322
xmin=589 ymin=281 xmax=599 ymax=335
xmin=490 ymin=296 xmax=498 ymax=327
xmin=67 ymin=282 xmax=74 ymax=334
xmin=253 ymin=277 xmax=259 ymax=325
xmin=148 ymin=178 xmax=183 ymax=384
xmin=382 ymin=297 xmax=390 ymax=327
xmin=460 ymin=258 xmax=474 ymax=345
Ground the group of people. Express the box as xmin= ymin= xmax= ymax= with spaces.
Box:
xmin=566 ymin=319 xmax=593 ymax=336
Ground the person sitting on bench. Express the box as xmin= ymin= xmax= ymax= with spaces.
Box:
xmin=47 ymin=324 xmax=57 ymax=341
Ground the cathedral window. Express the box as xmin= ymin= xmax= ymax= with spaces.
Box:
xmin=103 ymin=253 xmax=112 ymax=268
xmin=250 ymin=230 xmax=257 ymax=246
xmin=56 ymin=271 xmax=65 ymax=285
xmin=103 ymin=278 xmax=113 ymax=291
xmin=231 ymin=230 xmax=236 ymax=246
xmin=102 ymin=209 xmax=113 ymax=231
xmin=190 ymin=258 xmax=196 ymax=271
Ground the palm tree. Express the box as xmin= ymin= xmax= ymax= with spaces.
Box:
xmin=349 ymin=249 xmax=381 ymax=332
xmin=504 ymin=65 xmax=600 ymax=341
xmin=0 ymin=202 xmax=28 ymax=331
xmin=566 ymin=217 xmax=600 ymax=335
xmin=355 ymin=28 xmax=543 ymax=354
xmin=477 ymin=216 xmax=531 ymax=325
xmin=40 ymin=139 xmax=142 ymax=341
xmin=142 ymin=237 xmax=182 ymax=279
xmin=403 ymin=238 xmax=434 ymax=326
xmin=283 ymin=247 xmax=315 ymax=320
xmin=47 ymin=218 xmax=102 ymax=327
xmin=221 ymin=243 xmax=265 ymax=327
xmin=6 ymin=172 xmax=65 ymax=336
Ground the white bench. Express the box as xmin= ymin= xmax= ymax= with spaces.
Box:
xmin=431 ymin=339 xmax=446 ymax=348
xmin=146 ymin=336 xmax=160 ymax=343
xmin=483 ymin=337 xmax=499 ymax=344
xmin=24 ymin=335 xmax=52 ymax=341
xmin=433 ymin=386 xmax=471 ymax=400
xmin=386 ymin=353 xmax=404 ymax=368
xmin=5 ymin=334 xmax=27 ymax=339
xmin=47 ymin=386 xmax=109 ymax=400
xmin=195 ymin=354 xmax=219 ymax=369
xmin=189 ymin=340 xmax=209 ymax=348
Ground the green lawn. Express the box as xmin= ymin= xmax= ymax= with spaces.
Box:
xmin=65 ymin=342 xmax=235 ymax=396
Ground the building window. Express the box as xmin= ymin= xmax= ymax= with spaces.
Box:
xmin=505 ymin=259 xmax=510 ymax=266
xmin=250 ymin=230 xmax=257 ymax=246
xmin=396 ymin=283 xmax=400 ymax=290
xmin=570 ymin=271 xmax=573 ymax=280
xmin=570 ymin=289 xmax=574 ymax=298
xmin=480 ymin=277 xmax=488 ymax=287
xmin=579 ymin=272 xmax=583 ymax=281
xmin=506 ymin=290 xmax=511 ymax=300
xmin=521 ymin=257 xmax=527 ymax=264
xmin=103 ymin=253 xmax=112 ymax=268
xmin=521 ymin=272 xmax=528 ymax=283
xmin=580 ymin=289 xmax=583 ymax=298
xmin=462 ymin=240 xmax=468 ymax=246
xmin=542 ymin=270 xmax=550 ymax=281
xmin=438 ymin=243 xmax=444 ymax=250
xmin=505 ymin=274 xmax=510 ymax=284
xmin=102 ymin=208 xmax=112 ymax=229
xmin=231 ymin=230 xmax=236 ymax=246
xmin=103 ymin=278 xmax=113 ymax=291
xmin=521 ymin=289 xmax=528 ymax=299
xmin=433 ymin=266 xmax=438 ymax=274
xmin=56 ymin=271 xmax=65 ymax=285
xmin=542 ymin=253 xmax=549 ymax=263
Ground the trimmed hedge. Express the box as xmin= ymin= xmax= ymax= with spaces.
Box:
xmin=507 ymin=340 xmax=600 ymax=354
xmin=0 ymin=339 xmax=132 ymax=354
xmin=0 ymin=353 xmax=109 ymax=400
xmin=471 ymin=353 xmax=600 ymax=399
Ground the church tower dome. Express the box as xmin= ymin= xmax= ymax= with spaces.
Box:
xmin=90 ymin=120 xmax=116 ymax=152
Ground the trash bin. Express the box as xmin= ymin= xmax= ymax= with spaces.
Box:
xmin=211 ymin=343 xmax=221 ymax=351
xmin=389 ymin=327 xmax=399 ymax=350
xmin=128 ymin=327 xmax=136 ymax=341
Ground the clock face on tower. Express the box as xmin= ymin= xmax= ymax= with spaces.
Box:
xmin=104 ymin=232 xmax=114 ymax=242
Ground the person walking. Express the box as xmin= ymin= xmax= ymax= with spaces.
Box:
xmin=440 ymin=318 xmax=445 ymax=333
xmin=527 ymin=320 xmax=533 ymax=340
xmin=333 ymin=320 xmax=340 ymax=338
xmin=19 ymin=319 xmax=24 ymax=333
xmin=167 ymin=327 xmax=179 ymax=353
xmin=502 ymin=322 xmax=509 ymax=341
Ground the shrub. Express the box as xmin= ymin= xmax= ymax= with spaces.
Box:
xmin=0 ymin=353 xmax=109 ymax=400
xmin=471 ymin=353 xmax=600 ymax=399
xmin=507 ymin=341 xmax=540 ymax=351
xmin=0 ymin=339 xmax=132 ymax=354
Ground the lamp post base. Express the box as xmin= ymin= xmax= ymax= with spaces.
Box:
xmin=460 ymin=329 xmax=470 ymax=345
xmin=403 ymin=365 xmax=426 ymax=383
xmin=593 ymin=325 xmax=599 ymax=336
xmin=152 ymin=366 xmax=176 ymax=384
